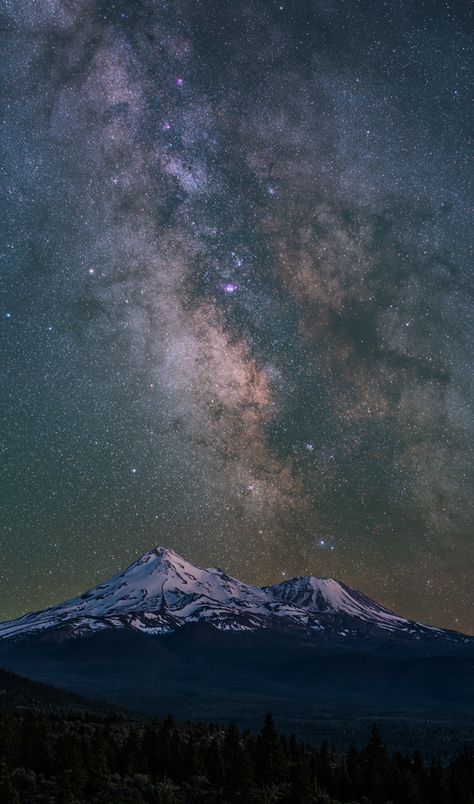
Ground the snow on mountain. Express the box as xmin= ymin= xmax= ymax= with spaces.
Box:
xmin=267 ymin=576 xmax=413 ymax=631
xmin=0 ymin=547 xmax=467 ymax=643
xmin=0 ymin=548 xmax=267 ymax=639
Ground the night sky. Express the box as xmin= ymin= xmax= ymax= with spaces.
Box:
xmin=1 ymin=0 xmax=473 ymax=633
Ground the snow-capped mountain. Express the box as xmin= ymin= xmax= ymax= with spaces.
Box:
xmin=0 ymin=547 xmax=469 ymax=643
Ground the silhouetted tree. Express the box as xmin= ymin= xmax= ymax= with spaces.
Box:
xmin=0 ymin=757 xmax=19 ymax=804
xmin=0 ymin=703 xmax=473 ymax=803
xmin=255 ymin=713 xmax=287 ymax=786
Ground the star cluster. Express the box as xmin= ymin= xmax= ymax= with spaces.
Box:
xmin=0 ymin=0 xmax=472 ymax=632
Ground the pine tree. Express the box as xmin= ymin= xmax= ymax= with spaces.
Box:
xmin=427 ymin=758 xmax=451 ymax=804
xmin=142 ymin=722 xmax=160 ymax=778
xmin=121 ymin=726 xmax=145 ymax=774
xmin=365 ymin=725 xmax=389 ymax=767
xmin=58 ymin=768 xmax=75 ymax=804
xmin=255 ymin=713 xmax=286 ymax=787
xmin=56 ymin=732 xmax=85 ymax=797
xmin=183 ymin=735 xmax=204 ymax=778
xmin=314 ymin=741 xmax=333 ymax=795
xmin=204 ymin=738 xmax=225 ymax=787
xmin=20 ymin=712 xmax=54 ymax=775
xmin=83 ymin=732 xmax=111 ymax=799
xmin=223 ymin=721 xmax=254 ymax=796
xmin=288 ymin=756 xmax=313 ymax=803
xmin=167 ymin=730 xmax=185 ymax=782
xmin=0 ymin=712 xmax=16 ymax=767
xmin=0 ymin=756 xmax=19 ymax=804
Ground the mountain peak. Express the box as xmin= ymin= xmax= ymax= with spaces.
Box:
xmin=269 ymin=575 xmax=403 ymax=622
xmin=0 ymin=547 xmax=469 ymax=645
xmin=136 ymin=545 xmax=183 ymax=563
xmin=126 ymin=546 xmax=202 ymax=580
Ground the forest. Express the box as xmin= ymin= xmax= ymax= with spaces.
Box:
xmin=1 ymin=706 xmax=474 ymax=804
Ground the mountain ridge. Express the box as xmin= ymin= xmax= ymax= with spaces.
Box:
xmin=0 ymin=545 xmax=470 ymax=645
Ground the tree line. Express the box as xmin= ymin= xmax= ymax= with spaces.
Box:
xmin=0 ymin=707 xmax=473 ymax=803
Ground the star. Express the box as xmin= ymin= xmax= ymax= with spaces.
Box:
xmin=0 ymin=0 xmax=471 ymax=636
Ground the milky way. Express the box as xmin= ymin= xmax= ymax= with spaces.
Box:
xmin=1 ymin=0 xmax=473 ymax=632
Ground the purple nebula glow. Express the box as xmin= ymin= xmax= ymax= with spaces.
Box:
xmin=221 ymin=282 xmax=239 ymax=295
